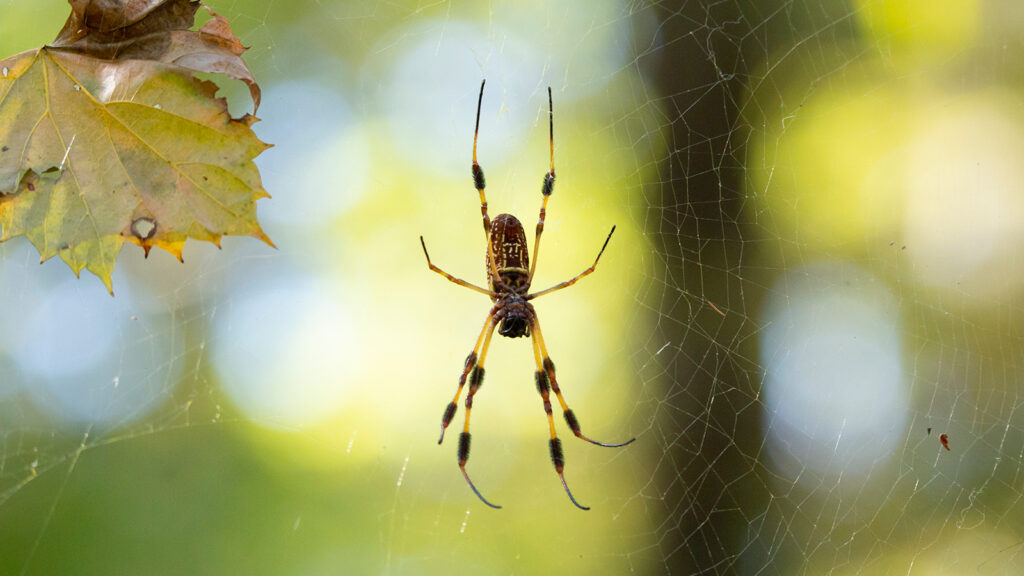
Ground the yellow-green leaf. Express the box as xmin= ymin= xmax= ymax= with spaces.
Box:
xmin=0 ymin=0 xmax=270 ymax=293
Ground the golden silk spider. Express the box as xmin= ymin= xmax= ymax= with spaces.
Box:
xmin=419 ymin=80 xmax=635 ymax=510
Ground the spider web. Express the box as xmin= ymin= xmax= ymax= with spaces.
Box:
xmin=1 ymin=1 xmax=1023 ymax=574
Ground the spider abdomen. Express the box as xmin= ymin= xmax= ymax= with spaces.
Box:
xmin=487 ymin=213 xmax=530 ymax=293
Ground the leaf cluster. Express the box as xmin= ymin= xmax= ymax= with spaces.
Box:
xmin=0 ymin=0 xmax=271 ymax=292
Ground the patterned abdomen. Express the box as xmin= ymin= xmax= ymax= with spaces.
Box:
xmin=487 ymin=213 xmax=530 ymax=293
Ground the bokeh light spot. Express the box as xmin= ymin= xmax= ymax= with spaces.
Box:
xmin=0 ymin=246 xmax=183 ymax=425
xmin=855 ymin=0 xmax=978 ymax=58
xmin=381 ymin=21 xmax=544 ymax=177
xmin=211 ymin=274 xmax=362 ymax=428
xmin=903 ymin=96 xmax=1024 ymax=297
xmin=256 ymin=80 xmax=369 ymax=230
xmin=761 ymin=262 xmax=907 ymax=485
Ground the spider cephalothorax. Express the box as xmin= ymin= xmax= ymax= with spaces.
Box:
xmin=494 ymin=292 xmax=533 ymax=338
xmin=418 ymin=80 xmax=634 ymax=511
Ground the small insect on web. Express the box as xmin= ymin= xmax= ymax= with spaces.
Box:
xmin=419 ymin=80 xmax=635 ymax=510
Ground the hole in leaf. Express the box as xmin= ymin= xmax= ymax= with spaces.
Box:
xmin=131 ymin=217 xmax=157 ymax=240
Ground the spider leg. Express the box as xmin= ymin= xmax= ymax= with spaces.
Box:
xmin=439 ymin=310 xmax=496 ymax=444
xmin=420 ymin=236 xmax=496 ymax=297
xmin=530 ymin=320 xmax=589 ymax=510
xmin=526 ymin=225 xmax=615 ymax=300
xmin=471 ymin=79 xmax=506 ymax=289
xmin=533 ymin=317 xmax=636 ymax=449
xmin=457 ymin=316 xmax=501 ymax=509
xmin=528 ymin=87 xmax=555 ymax=285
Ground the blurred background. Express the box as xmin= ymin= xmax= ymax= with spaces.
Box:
xmin=1 ymin=0 xmax=1024 ymax=574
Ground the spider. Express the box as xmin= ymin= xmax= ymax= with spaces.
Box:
xmin=419 ymin=80 xmax=635 ymax=510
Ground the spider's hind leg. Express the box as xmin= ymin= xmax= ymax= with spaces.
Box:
xmin=455 ymin=314 xmax=502 ymax=509
xmin=533 ymin=318 xmax=636 ymax=449
xmin=530 ymin=320 xmax=590 ymax=511
xmin=439 ymin=311 xmax=497 ymax=444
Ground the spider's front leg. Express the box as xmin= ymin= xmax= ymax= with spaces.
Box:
xmin=528 ymin=86 xmax=556 ymax=285
xmin=471 ymin=79 xmax=504 ymax=286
